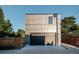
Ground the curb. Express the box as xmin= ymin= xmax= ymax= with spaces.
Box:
xmin=61 ymin=43 xmax=79 ymax=49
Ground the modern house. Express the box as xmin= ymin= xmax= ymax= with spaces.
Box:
xmin=25 ymin=13 xmax=61 ymax=45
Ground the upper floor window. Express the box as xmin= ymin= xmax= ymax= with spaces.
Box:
xmin=48 ymin=16 xmax=53 ymax=24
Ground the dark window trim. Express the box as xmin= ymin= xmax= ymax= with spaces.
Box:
xmin=48 ymin=16 xmax=53 ymax=24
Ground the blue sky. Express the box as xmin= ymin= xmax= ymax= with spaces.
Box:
xmin=1 ymin=5 xmax=79 ymax=31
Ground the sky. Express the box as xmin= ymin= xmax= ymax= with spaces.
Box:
xmin=1 ymin=5 xmax=79 ymax=31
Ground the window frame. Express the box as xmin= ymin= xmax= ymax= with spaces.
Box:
xmin=48 ymin=16 xmax=53 ymax=24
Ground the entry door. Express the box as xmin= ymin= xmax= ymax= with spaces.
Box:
xmin=30 ymin=35 xmax=45 ymax=45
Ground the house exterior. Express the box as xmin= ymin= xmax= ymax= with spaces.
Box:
xmin=25 ymin=13 xmax=61 ymax=45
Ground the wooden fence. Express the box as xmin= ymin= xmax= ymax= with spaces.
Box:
xmin=0 ymin=37 xmax=24 ymax=49
xmin=62 ymin=34 xmax=79 ymax=47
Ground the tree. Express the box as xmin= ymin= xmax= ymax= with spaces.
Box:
xmin=0 ymin=7 xmax=4 ymax=21
xmin=0 ymin=7 xmax=5 ymax=31
xmin=0 ymin=7 xmax=13 ymax=37
xmin=3 ymin=19 xmax=13 ymax=33
xmin=0 ymin=7 xmax=25 ymax=37
xmin=70 ymin=24 xmax=79 ymax=31
xmin=0 ymin=19 xmax=13 ymax=32
xmin=61 ymin=16 xmax=77 ymax=33
xmin=16 ymin=29 xmax=25 ymax=37
xmin=61 ymin=16 xmax=79 ymax=36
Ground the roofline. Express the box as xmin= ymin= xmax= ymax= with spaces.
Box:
xmin=25 ymin=13 xmax=60 ymax=15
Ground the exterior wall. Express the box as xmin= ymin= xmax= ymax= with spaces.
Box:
xmin=25 ymin=14 xmax=61 ymax=45
xmin=26 ymin=15 xmax=56 ymax=34
xmin=45 ymin=33 xmax=55 ymax=45
xmin=57 ymin=15 xmax=61 ymax=45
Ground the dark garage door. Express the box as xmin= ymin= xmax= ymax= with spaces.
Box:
xmin=30 ymin=36 xmax=45 ymax=45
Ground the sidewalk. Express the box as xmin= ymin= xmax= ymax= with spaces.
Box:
xmin=62 ymin=43 xmax=79 ymax=49
xmin=61 ymin=43 xmax=79 ymax=52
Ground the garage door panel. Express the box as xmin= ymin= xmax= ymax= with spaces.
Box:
xmin=30 ymin=36 xmax=45 ymax=45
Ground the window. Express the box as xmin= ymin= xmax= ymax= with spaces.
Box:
xmin=48 ymin=16 xmax=53 ymax=24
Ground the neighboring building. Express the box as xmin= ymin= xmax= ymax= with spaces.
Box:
xmin=25 ymin=13 xmax=61 ymax=45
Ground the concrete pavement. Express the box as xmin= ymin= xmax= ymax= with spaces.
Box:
xmin=0 ymin=45 xmax=79 ymax=54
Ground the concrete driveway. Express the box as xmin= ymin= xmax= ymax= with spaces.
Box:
xmin=0 ymin=44 xmax=79 ymax=54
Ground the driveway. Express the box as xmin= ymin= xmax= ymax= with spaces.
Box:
xmin=0 ymin=45 xmax=79 ymax=54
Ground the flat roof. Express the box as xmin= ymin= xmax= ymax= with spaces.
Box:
xmin=25 ymin=13 xmax=60 ymax=15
